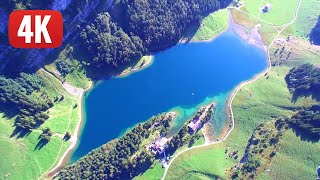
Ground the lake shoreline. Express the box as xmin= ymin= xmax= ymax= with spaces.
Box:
xmin=47 ymin=81 xmax=93 ymax=178
xmin=219 ymin=10 xmax=268 ymax=143
xmin=48 ymin=9 xmax=268 ymax=178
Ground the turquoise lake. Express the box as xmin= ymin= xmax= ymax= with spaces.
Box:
xmin=71 ymin=31 xmax=267 ymax=161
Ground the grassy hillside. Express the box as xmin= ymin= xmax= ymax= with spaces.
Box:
xmin=191 ymin=9 xmax=229 ymax=41
xmin=165 ymin=0 xmax=320 ymax=179
xmin=166 ymin=143 xmax=234 ymax=180
xmin=0 ymin=69 xmax=81 ymax=179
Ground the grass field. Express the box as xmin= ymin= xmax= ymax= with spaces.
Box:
xmin=259 ymin=129 xmax=320 ymax=179
xmin=291 ymin=0 xmax=320 ymax=39
xmin=240 ymin=0 xmax=299 ymax=26
xmin=165 ymin=143 xmax=234 ymax=180
xmin=191 ymin=9 xmax=229 ymax=41
xmin=258 ymin=0 xmax=298 ymax=25
xmin=0 ymin=69 xmax=82 ymax=179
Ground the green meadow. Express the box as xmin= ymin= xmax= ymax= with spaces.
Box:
xmin=0 ymin=69 xmax=82 ymax=179
xmin=191 ymin=9 xmax=229 ymax=41
xmin=166 ymin=144 xmax=234 ymax=180
xmin=165 ymin=0 xmax=320 ymax=179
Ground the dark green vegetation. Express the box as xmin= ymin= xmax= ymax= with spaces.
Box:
xmin=167 ymin=105 xmax=215 ymax=153
xmin=57 ymin=113 xmax=173 ymax=179
xmin=285 ymin=63 xmax=320 ymax=101
xmin=310 ymin=16 xmax=320 ymax=45
xmin=230 ymin=122 xmax=284 ymax=179
xmin=0 ymin=73 xmax=53 ymax=131
xmin=58 ymin=104 xmax=214 ymax=179
xmin=55 ymin=59 xmax=75 ymax=77
xmin=285 ymin=105 xmax=320 ymax=138
xmin=0 ymin=0 xmax=52 ymax=11
xmin=79 ymin=0 xmax=232 ymax=71
xmin=80 ymin=13 xmax=145 ymax=68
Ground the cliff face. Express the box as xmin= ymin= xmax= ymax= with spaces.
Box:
xmin=0 ymin=0 xmax=114 ymax=72
xmin=52 ymin=0 xmax=73 ymax=11
xmin=0 ymin=9 xmax=8 ymax=33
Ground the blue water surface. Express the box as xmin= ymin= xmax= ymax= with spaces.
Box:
xmin=71 ymin=31 xmax=267 ymax=161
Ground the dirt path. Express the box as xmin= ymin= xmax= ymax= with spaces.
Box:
xmin=162 ymin=0 xmax=302 ymax=179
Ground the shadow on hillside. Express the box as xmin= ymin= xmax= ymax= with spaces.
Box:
xmin=10 ymin=127 xmax=31 ymax=139
xmin=291 ymin=89 xmax=320 ymax=103
xmin=34 ymin=138 xmax=49 ymax=151
xmin=309 ymin=16 xmax=320 ymax=45
xmin=290 ymin=125 xmax=320 ymax=143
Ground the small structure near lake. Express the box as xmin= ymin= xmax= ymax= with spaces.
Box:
xmin=148 ymin=136 xmax=168 ymax=155
xmin=188 ymin=103 xmax=215 ymax=134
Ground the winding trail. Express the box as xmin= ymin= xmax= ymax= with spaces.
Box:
xmin=162 ymin=0 xmax=301 ymax=179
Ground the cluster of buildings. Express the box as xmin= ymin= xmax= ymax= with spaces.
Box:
xmin=147 ymin=136 xmax=168 ymax=155
xmin=188 ymin=117 xmax=203 ymax=133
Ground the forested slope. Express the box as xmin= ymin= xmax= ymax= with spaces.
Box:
xmin=80 ymin=0 xmax=232 ymax=70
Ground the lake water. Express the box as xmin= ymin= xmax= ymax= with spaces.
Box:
xmin=70 ymin=31 xmax=267 ymax=162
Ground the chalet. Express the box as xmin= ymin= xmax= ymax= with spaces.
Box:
xmin=188 ymin=118 xmax=202 ymax=133
xmin=148 ymin=136 xmax=168 ymax=155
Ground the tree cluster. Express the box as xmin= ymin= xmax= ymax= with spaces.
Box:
xmin=167 ymin=105 xmax=214 ymax=153
xmin=56 ymin=59 xmax=75 ymax=77
xmin=57 ymin=114 xmax=172 ymax=179
xmin=0 ymin=73 xmax=53 ymax=130
xmin=286 ymin=105 xmax=320 ymax=136
xmin=310 ymin=16 xmax=320 ymax=45
xmin=80 ymin=13 xmax=145 ymax=68
xmin=285 ymin=63 xmax=320 ymax=95
xmin=119 ymin=0 xmax=227 ymax=52
xmin=80 ymin=0 xmax=231 ymax=70
xmin=40 ymin=128 xmax=53 ymax=142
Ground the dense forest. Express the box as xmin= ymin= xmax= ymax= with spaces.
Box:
xmin=310 ymin=16 xmax=320 ymax=45
xmin=0 ymin=73 xmax=53 ymax=130
xmin=57 ymin=114 xmax=172 ymax=179
xmin=285 ymin=63 xmax=320 ymax=96
xmin=80 ymin=0 xmax=232 ymax=69
xmin=286 ymin=105 xmax=320 ymax=137
xmin=0 ymin=0 xmax=52 ymax=11
xmin=80 ymin=13 xmax=145 ymax=68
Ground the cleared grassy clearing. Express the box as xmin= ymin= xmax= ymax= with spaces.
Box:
xmin=191 ymin=9 xmax=229 ymax=41
xmin=165 ymin=143 xmax=233 ymax=180
xmin=0 ymin=115 xmax=71 ymax=180
xmin=259 ymin=0 xmax=298 ymax=25
xmin=135 ymin=162 xmax=164 ymax=180
xmin=240 ymin=0 xmax=298 ymax=26
xmin=0 ymin=68 xmax=81 ymax=179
